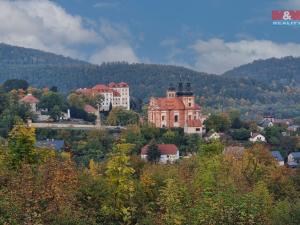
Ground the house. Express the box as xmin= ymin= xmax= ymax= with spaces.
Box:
xmin=84 ymin=104 xmax=98 ymax=115
xmin=271 ymin=151 xmax=284 ymax=166
xmin=141 ymin=144 xmax=179 ymax=164
xmin=258 ymin=119 xmax=273 ymax=129
xmin=205 ymin=130 xmax=221 ymax=141
xmin=76 ymin=82 xmax=130 ymax=111
xmin=287 ymin=125 xmax=300 ymax=132
xmin=36 ymin=139 xmax=65 ymax=151
xmin=249 ymin=133 xmax=266 ymax=142
xmin=20 ymin=93 xmax=39 ymax=113
xmin=148 ymin=81 xmax=205 ymax=135
xmin=287 ymin=152 xmax=300 ymax=168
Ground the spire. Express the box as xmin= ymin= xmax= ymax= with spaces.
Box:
xmin=178 ymin=75 xmax=183 ymax=93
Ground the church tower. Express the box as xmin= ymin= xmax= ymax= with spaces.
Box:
xmin=166 ymin=83 xmax=176 ymax=98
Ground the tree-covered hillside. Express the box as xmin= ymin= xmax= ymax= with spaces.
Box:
xmin=1 ymin=43 xmax=300 ymax=118
xmin=224 ymin=56 xmax=300 ymax=87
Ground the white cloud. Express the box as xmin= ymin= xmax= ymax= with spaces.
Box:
xmin=191 ymin=38 xmax=300 ymax=74
xmin=0 ymin=0 xmax=139 ymax=63
xmin=90 ymin=44 xmax=139 ymax=64
xmin=0 ymin=0 xmax=101 ymax=58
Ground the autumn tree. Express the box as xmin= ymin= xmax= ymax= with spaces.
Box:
xmin=100 ymin=144 xmax=136 ymax=224
xmin=8 ymin=123 xmax=38 ymax=168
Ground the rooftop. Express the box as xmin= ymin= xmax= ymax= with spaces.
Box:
xmin=141 ymin=144 xmax=178 ymax=155
xmin=20 ymin=94 xmax=39 ymax=104
xmin=271 ymin=151 xmax=284 ymax=162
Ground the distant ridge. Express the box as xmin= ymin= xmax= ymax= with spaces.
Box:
xmin=0 ymin=43 xmax=88 ymax=65
xmin=1 ymin=43 xmax=300 ymax=118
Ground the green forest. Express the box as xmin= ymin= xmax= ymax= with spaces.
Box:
xmin=1 ymin=44 xmax=300 ymax=118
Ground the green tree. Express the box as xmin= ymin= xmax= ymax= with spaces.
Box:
xmin=107 ymin=108 xmax=139 ymax=126
xmin=198 ymin=140 xmax=224 ymax=156
xmin=3 ymin=79 xmax=29 ymax=92
xmin=146 ymin=140 xmax=161 ymax=163
xmin=204 ymin=113 xmax=231 ymax=132
xmin=231 ymin=128 xmax=251 ymax=140
xmin=38 ymin=91 xmax=66 ymax=112
xmin=49 ymin=105 xmax=62 ymax=121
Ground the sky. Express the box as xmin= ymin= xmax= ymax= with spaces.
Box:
xmin=1 ymin=0 xmax=300 ymax=74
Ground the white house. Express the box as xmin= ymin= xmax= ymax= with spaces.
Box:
xmin=249 ymin=133 xmax=266 ymax=142
xmin=287 ymin=152 xmax=300 ymax=168
xmin=205 ymin=130 xmax=222 ymax=141
xmin=141 ymin=144 xmax=179 ymax=164
xmin=76 ymin=82 xmax=130 ymax=111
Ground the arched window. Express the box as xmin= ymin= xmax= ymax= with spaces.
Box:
xmin=174 ymin=115 xmax=178 ymax=123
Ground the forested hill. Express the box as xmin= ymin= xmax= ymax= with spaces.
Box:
xmin=223 ymin=56 xmax=300 ymax=87
xmin=0 ymin=43 xmax=267 ymax=100
xmin=0 ymin=43 xmax=87 ymax=65
xmin=1 ymin=43 xmax=300 ymax=117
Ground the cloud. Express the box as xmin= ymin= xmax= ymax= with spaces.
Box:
xmin=90 ymin=44 xmax=139 ymax=64
xmin=0 ymin=0 xmax=139 ymax=63
xmin=190 ymin=39 xmax=300 ymax=74
xmin=280 ymin=0 xmax=300 ymax=8
xmin=0 ymin=0 xmax=101 ymax=58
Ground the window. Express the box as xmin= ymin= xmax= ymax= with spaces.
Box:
xmin=162 ymin=116 xmax=165 ymax=121
xmin=188 ymin=115 xmax=192 ymax=120
xmin=188 ymin=103 xmax=191 ymax=107
xmin=196 ymin=128 xmax=200 ymax=131
xmin=174 ymin=115 xmax=178 ymax=123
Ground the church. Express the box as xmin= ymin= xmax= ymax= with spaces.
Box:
xmin=148 ymin=81 xmax=205 ymax=135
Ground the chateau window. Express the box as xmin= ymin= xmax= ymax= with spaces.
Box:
xmin=188 ymin=103 xmax=191 ymax=107
xmin=188 ymin=115 xmax=192 ymax=120
xmin=196 ymin=128 xmax=200 ymax=131
xmin=162 ymin=116 xmax=165 ymax=121
xmin=174 ymin=115 xmax=178 ymax=123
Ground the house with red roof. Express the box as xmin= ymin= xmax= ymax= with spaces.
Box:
xmin=20 ymin=93 xmax=40 ymax=112
xmin=76 ymin=82 xmax=130 ymax=111
xmin=141 ymin=144 xmax=179 ymax=163
xmin=148 ymin=81 xmax=205 ymax=135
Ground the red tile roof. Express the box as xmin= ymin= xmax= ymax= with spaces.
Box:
xmin=141 ymin=144 xmax=178 ymax=155
xmin=152 ymin=98 xmax=185 ymax=110
xmin=92 ymin=84 xmax=109 ymax=90
xmin=187 ymin=120 xmax=202 ymax=127
xmin=108 ymin=82 xmax=129 ymax=88
xmin=84 ymin=104 xmax=97 ymax=113
xmin=20 ymin=94 xmax=39 ymax=104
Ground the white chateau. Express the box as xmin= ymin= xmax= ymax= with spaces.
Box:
xmin=76 ymin=82 xmax=130 ymax=111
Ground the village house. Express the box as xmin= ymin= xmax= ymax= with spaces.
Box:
xmin=271 ymin=151 xmax=284 ymax=166
xmin=287 ymin=125 xmax=300 ymax=132
xmin=249 ymin=132 xmax=266 ymax=142
xmin=205 ymin=130 xmax=222 ymax=141
xmin=20 ymin=93 xmax=39 ymax=113
xmin=141 ymin=144 xmax=179 ymax=164
xmin=76 ymin=82 xmax=130 ymax=111
xmin=287 ymin=152 xmax=300 ymax=168
xmin=148 ymin=81 xmax=205 ymax=135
